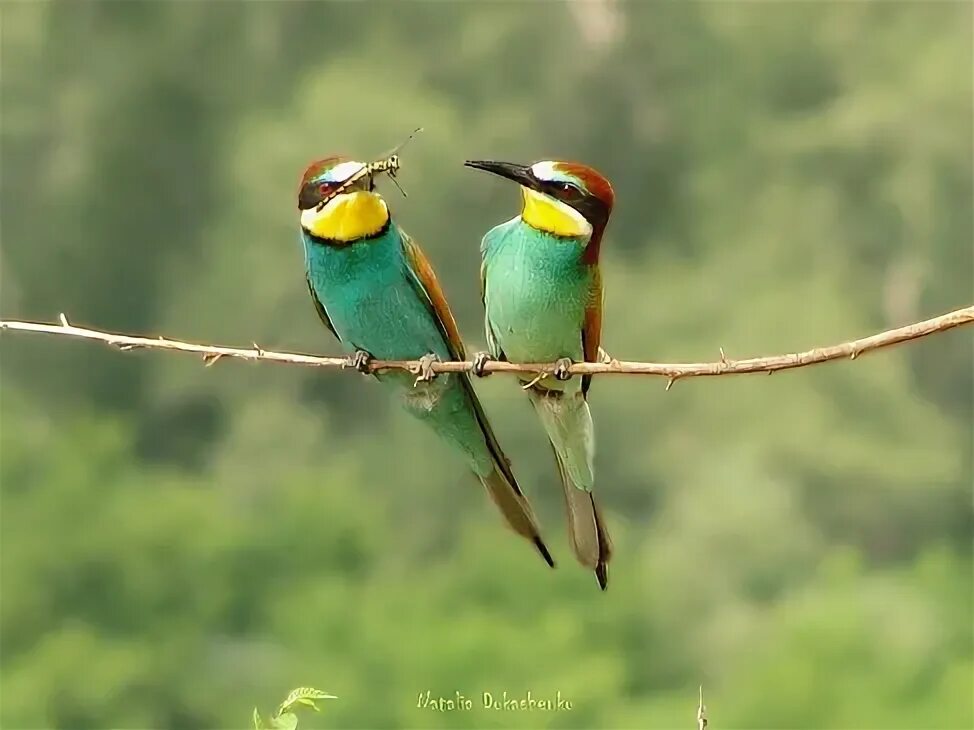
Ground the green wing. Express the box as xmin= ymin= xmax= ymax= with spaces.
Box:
xmin=479 ymin=227 xmax=507 ymax=361
xmin=306 ymin=276 xmax=339 ymax=342
xmin=401 ymin=230 xmax=526 ymax=496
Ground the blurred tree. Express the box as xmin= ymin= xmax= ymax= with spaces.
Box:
xmin=1 ymin=1 xmax=970 ymax=728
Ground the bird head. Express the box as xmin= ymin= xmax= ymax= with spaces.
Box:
xmin=298 ymin=156 xmax=390 ymax=242
xmin=464 ymin=159 xmax=614 ymax=257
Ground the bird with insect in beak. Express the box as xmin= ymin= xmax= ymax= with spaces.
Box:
xmin=297 ymin=155 xmax=554 ymax=570
xmin=464 ymin=158 xmax=615 ymax=590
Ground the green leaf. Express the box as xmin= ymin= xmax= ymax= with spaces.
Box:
xmin=270 ymin=712 xmax=298 ymax=730
xmin=253 ymin=708 xmax=264 ymax=730
xmin=277 ymin=687 xmax=338 ymax=716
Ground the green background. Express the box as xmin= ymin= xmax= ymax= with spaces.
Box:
xmin=1 ymin=2 xmax=971 ymax=728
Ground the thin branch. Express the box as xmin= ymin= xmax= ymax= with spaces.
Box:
xmin=0 ymin=305 xmax=971 ymax=383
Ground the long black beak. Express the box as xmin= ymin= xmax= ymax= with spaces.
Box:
xmin=464 ymin=160 xmax=537 ymax=188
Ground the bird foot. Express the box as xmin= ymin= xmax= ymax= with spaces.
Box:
xmin=472 ymin=351 xmax=493 ymax=378
xmin=553 ymin=357 xmax=574 ymax=381
xmin=344 ymin=349 xmax=373 ymax=374
xmin=413 ymin=353 xmax=440 ymax=386
xmin=597 ymin=346 xmax=615 ymax=365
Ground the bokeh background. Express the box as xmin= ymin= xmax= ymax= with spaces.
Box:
xmin=1 ymin=2 xmax=972 ymax=728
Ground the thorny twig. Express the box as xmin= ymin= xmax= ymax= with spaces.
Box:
xmin=1 ymin=305 xmax=970 ymax=387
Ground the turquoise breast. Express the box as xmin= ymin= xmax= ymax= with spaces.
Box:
xmin=482 ymin=219 xmax=591 ymax=364
xmin=301 ymin=224 xmax=494 ymax=476
xmin=302 ymin=225 xmax=450 ymax=362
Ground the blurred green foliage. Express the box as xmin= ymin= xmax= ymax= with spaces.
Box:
xmin=1 ymin=2 xmax=971 ymax=729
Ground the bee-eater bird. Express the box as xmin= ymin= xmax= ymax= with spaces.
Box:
xmin=297 ymin=156 xmax=554 ymax=570
xmin=464 ymin=159 xmax=615 ymax=590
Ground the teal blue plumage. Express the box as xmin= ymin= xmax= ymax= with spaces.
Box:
xmin=303 ymin=225 xmax=489 ymax=472
xmin=481 ymin=219 xmax=609 ymax=585
xmin=303 ymin=226 xmax=451 ymax=381
xmin=299 ymin=202 xmax=553 ymax=569
xmin=467 ymin=157 xmax=616 ymax=589
xmin=481 ymin=219 xmax=592 ymax=368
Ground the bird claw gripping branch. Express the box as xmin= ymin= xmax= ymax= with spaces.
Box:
xmin=472 ymin=351 xmax=493 ymax=378
xmin=413 ymin=353 xmax=440 ymax=386
xmin=344 ymin=349 xmax=373 ymax=374
xmin=553 ymin=357 xmax=574 ymax=381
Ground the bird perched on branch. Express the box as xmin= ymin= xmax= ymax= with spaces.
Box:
xmin=465 ymin=159 xmax=615 ymax=590
xmin=297 ymin=156 xmax=554 ymax=570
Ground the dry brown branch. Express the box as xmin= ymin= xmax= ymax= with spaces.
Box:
xmin=1 ymin=306 xmax=971 ymax=384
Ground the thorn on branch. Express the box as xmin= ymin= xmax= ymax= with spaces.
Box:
xmin=202 ymin=353 xmax=224 ymax=367
xmin=0 ymin=305 xmax=970 ymax=381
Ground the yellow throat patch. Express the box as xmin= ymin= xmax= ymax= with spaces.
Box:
xmin=520 ymin=187 xmax=592 ymax=238
xmin=301 ymin=191 xmax=389 ymax=242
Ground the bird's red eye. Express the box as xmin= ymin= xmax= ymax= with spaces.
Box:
xmin=318 ymin=182 xmax=331 ymax=194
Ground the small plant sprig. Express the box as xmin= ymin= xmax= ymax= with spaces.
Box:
xmin=253 ymin=686 xmax=337 ymax=730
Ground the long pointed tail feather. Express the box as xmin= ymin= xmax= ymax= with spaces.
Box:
xmin=530 ymin=388 xmax=612 ymax=589
xmin=551 ymin=443 xmax=613 ymax=588
xmin=457 ymin=372 xmax=555 ymax=569
xmin=480 ymin=468 xmax=555 ymax=567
